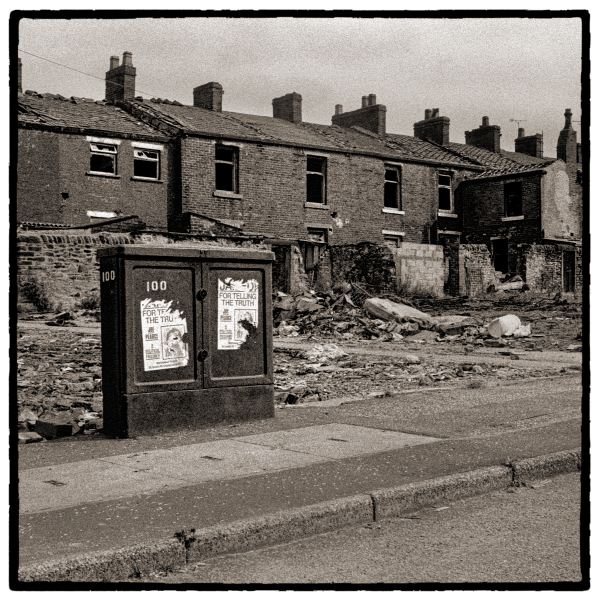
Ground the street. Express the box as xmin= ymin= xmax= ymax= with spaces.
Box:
xmin=145 ymin=472 xmax=583 ymax=585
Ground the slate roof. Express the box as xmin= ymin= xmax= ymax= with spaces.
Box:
xmin=18 ymin=93 xmax=167 ymax=139
xmin=445 ymin=141 xmax=556 ymax=180
xmin=126 ymin=99 xmax=482 ymax=169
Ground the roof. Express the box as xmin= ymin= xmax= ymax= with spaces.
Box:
xmin=126 ymin=99 xmax=481 ymax=169
xmin=445 ymin=141 xmax=556 ymax=180
xmin=18 ymin=93 xmax=167 ymax=139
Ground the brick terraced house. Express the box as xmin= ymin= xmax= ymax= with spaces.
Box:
xmin=16 ymin=52 xmax=583 ymax=296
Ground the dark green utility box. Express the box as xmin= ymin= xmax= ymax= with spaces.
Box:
xmin=97 ymin=245 xmax=274 ymax=437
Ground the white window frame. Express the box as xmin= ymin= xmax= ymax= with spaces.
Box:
xmin=133 ymin=148 xmax=161 ymax=180
xmin=437 ymin=172 xmax=454 ymax=214
xmin=88 ymin=141 xmax=118 ymax=176
xmin=215 ymin=144 xmax=239 ymax=193
xmin=383 ymin=164 xmax=402 ymax=212
xmin=306 ymin=154 xmax=328 ymax=206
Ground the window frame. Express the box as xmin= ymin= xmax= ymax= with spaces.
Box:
xmin=89 ymin=142 xmax=118 ymax=176
xmin=306 ymin=155 xmax=327 ymax=205
xmin=383 ymin=164 xmax=402 ymax=211
xmin=437 ymin=172 xmax=454 ymax=214
xmin=215 ymin=144 xmax=239 ymax=193
xmin=132 ymin=148 xmax=161 ymax=181
xmin=382 ymin=229 xmax=405 ymax=248
xmin=503 ymin=181 xmax=523 ymax=218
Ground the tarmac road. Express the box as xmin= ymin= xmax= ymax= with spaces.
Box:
xmin=146 ymin=472 xmax=584 ymax=585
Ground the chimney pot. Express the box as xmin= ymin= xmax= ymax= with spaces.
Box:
xmin=518 ymin=127 xmax=525 ymax=138
xmin=432 ymin=108 xmax=439 ymax=118
xmin=414 ymin=109 xmax=449 ymax=145
xmin=105 ymin=51 xmax=136 ymax=103
xmin=361 ymin=96 xmax=368 ymax=108
xmin=335 ymin=104 xmax=343 ymax=115
xmin=368 ymin=94 xmax=376 ymax=106
xmin=424 ymin=109 xmax=432 ymax=120
xmin=482 ymin=116 xmax=489 ymax=127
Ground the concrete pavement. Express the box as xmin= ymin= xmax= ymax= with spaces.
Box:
xmin=16 ymin=373 xmax=583 ymax=583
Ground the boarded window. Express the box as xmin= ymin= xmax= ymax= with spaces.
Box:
xmin=215 ymin=145 xmax=238 ymax=192
xmin=306 ymin=156 xmax=327 ymax=204
xmin=438 ymin=174 xmax=453 ymax=212
xmin=384 ymin=166 xmax=401 ymax=209
xmin=133 ymin=149 xmax=160 ymax=179
xmin=504 ymin=182 xmax=523 ymax=217
xmin=89 ymin=142 xmax=117 ymax=175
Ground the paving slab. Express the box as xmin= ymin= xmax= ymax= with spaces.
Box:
xmin=19 ymin=418 xmax=580 ymax=568
xmin=19 ymin=424 xmax=438 ymax=514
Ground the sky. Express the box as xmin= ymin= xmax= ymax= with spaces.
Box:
xmin=16 ymin=15 xmax=583 ymax=157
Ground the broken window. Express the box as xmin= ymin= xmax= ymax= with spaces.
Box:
xmin=438 ymin=173 xmax=453 ymax=212
xmin=306 ymin=156 xmax=327 ymax=204
xmin=215 ymin=145 xmax=238 ymax=192
xmin=384 ymin=165 xmax=401 ymax=210
xmin=89 ymin=142 xmax=117 ymax=175
xmin=133 ymin=149 xmax=160 ymax=180
xmin=504 ymin=182 xmax=523 ymax=217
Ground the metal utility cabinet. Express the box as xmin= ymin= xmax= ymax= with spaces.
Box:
xmin=97 ymin=245 xmax=274 ymax=437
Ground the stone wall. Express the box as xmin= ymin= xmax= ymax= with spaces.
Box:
xmin=17 ymin=229 xmax=267 ymax=312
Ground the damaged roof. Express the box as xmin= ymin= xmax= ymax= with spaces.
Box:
xmin=445 ymin=141 xmax=556 ymax=180
xmin=18 ymin=93 xmax=168 ymax=139
xmin=124 ymin=99 xmax=482 ymax=169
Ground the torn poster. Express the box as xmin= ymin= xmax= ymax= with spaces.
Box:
xmin=218 ymin=277 xmax=259 ymax=350
xmin=140 ymin=298 xmax=189 ymax=371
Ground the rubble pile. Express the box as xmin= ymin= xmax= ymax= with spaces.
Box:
xmin=17 ymin=329 xmax=103 ymax=443
xmin=273 ymin=288 xmax=534 ymax=346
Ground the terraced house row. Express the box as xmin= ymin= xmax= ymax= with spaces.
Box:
xmin=16 ymin=52 xmax=583 ymax=297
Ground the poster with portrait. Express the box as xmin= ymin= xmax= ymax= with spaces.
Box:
xmin=140 ymin=298 xmax=189 ymax=371
xmin=217 ymin=277 xmax=259 ymax=350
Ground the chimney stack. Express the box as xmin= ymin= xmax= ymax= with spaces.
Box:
xmin=414 ymin=107 xmax=450 ymax=146
xmin=557 ymin=108 xmax=578 ymax=163
xmin=464 ymin=115 xmax=502 ymax=153
xmin=335 ymin=104 xmax=343 ymax=115
xmin=105 ymin=51 xmax=136 ymax=103
xmin=272 ymin=92 xmax=302 ymax=123
xmin=193 ymin=82 xmax=223 ymax=111
xmin=331 ymin=93 xmax=386 ymax=136
xmin=518 ymin=127 xmax=525 ymax=138
xmin=515 ymin=132 xmax=544 ymax=158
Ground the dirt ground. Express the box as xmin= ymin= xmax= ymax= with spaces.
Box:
xmin=16 ymin=291 xmax=582 ymax=441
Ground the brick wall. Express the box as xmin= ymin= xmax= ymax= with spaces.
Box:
xmin=17 ymin=129 xmax=174 ymax=228
xmin=460 ymin=173 xmax=542 ymax=244
xmin=456 ymin=244 xmax=498 ymax=297
xmin=390 ymin=242 xmax=445 ymax=297
xmin=518 ymin=243 xmax=582 ymax=294
xmin=329 ymin=242 xmax=396 ymax=293
xmin=17 ymin=229 xmax=267 ymax=312
xmin=179 ymin=136 xmax=473 ymax=246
